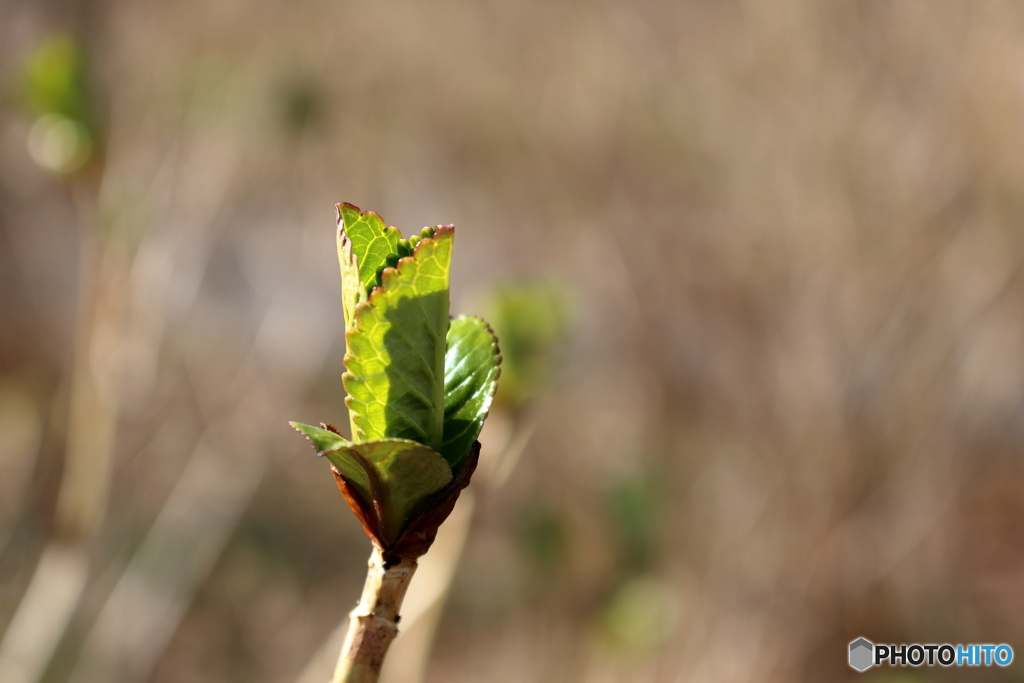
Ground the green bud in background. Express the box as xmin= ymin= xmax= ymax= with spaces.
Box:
xmin=21 ymin=36 xmax=97 ymax=174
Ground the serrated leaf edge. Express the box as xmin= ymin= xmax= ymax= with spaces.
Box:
xmin=336 ymin=202 xmax=452 ymax=298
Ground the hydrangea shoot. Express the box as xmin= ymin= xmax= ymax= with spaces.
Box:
xmin=290 ymin=204 xmax=500 ymax=683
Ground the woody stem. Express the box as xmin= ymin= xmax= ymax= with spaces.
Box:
xmin=333 ymin=548 xmax=417 ymax=683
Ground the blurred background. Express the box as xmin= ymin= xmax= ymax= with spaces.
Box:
xmin=3 ymin=1 xmax=1024 ymax=682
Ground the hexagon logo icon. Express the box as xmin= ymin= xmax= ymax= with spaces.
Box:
xmin=849 ymin=638 xmax=874 ymax=672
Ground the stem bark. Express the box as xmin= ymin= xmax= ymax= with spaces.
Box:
xmin=333 ymin=549 xmax=417 ymax=683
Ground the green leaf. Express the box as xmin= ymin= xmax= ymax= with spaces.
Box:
xmin=22 ymin=36 xmax=92 ymax=126
xmin=440 ymin=316 xmax=501 ymax=468
xmin=322 ymin=438 xmax=452 ymax=546
xmin=336 ymin=203 xmax=404 ymax=328
xmin=343 ymin=228 xmax=453 ymax=450
xmin=289 ymin=421 xmax=349 ymax=454
xmin=489 ymin=282 xmax=570 ymax=408
xmin=290 ymin=422 xmax=453 ymax=546
xmin=337 ymin=221 xmax=364 ymax=332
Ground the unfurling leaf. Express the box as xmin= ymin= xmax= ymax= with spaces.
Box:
xmin=293 ymin=422 xmax=452 ymax=545
xmin=441 ymin=316 xmax=500 ymax=468
xmin=343 ymin=228 xmax=452 ymax=450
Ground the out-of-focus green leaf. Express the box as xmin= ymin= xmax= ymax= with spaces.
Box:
xmin=22 ymin=36 xmax=91 ymax=125
xmin=292 ymin=423 xmax=452 ymax=546
xmin=343 ymin=228 xmax=452 ymax=450
xmin=279 ymin=76 xmax=323 ymax=135
xmin=489 ymin=283 xmax=570 ymax=409
xmin=607 ymin=472 xmax=662 ymax=572
xmin=441 ymin=316 xmax=501 ymax=468
xmin=21 ymin=36 xmax=96 ymax=174
xmin=519 ymin=503 xmax=567 ymax=574
xmin=596 ymin=576 xmax=676 ymax=654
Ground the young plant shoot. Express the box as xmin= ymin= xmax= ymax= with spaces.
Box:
xmin=291 ymin=204 xmax=500 ymax=683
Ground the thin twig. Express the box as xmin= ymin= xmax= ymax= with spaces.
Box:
xmin=333 ymin=549 xmax=418 ymax=683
